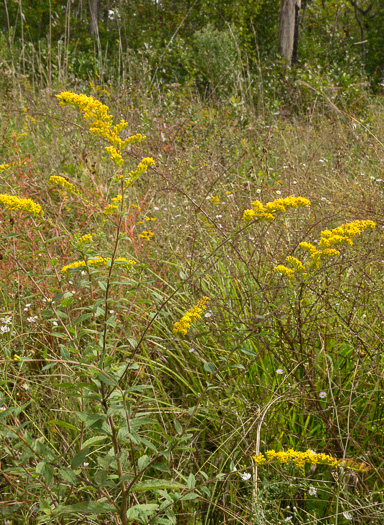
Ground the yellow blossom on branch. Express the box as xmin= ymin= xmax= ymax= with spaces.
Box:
xmin=0 ymin=194 xmax=43 ymax=216
xmin=173 ymin=297 xmax=210 ymax=336
xmin=56 ymin=92 xmax=146 ymax=167
xmin=253 ymin=449 xmax=339 ymax=469
xmin=243 ymin=196 xmax=311 ymax=222
xmin=49 ymin=175 xmax=79 ymax=195
xmin=61 ymin=256 xmax=136 ymax=273
xmin=103 ymin=203 xmax=119 ymax=216
xmin=125 ymin=157 xmax=155 ymax=187
xmin=273 ymin=265 xmax=295 ymax=279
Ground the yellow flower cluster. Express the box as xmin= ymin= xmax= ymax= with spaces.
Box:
xmin=210 ymin=196 xmax=220 ymax=205
xmin=145 ymin=216 xmax=156 ymax=221
xmin=111 ymin=195 xmax=122 ymax=203
xmin=273 ymin=265 xmax=295 ymax=279
xmin=0 ymin=193 xmax=43 ymax=216
xmin=125 ymin=157 xmax=155 ymax=187
xmin=173 ymin=297 xmax=210 ymax=335
xmin=61 ymin=256 xmax=136 ymax=273
xmin=56 ymin=92 xmax=145 ymax=167
xmin=274 ymin=256 xmax=307 ymax=279
xmin=139 ymin=231 xmax=154 ymax=240
xmin=243 ymin=196 xmax=311 ymax=222
xmin=299 ymin=220 xmax=376 ymax=268
xmin=103 ymin=203 xmax=119 ymax=216
xmin=0 ymin=163 xmax=12 ymax=172
xmin=253 ymin=449 xmax=339 ymax=469
xmin=77 ymin=233 xmax=95 ymax=244
xmin=49 ymin=175 xmax=79 ymax=194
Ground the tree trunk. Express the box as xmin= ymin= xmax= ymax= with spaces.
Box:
xmin=279 ymin=0 xmax=301 ymax=65
xmin=88 ymin=0 xmax=100 ymax=36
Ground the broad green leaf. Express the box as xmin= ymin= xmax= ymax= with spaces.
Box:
xmin=138 ymin=454 xmax=151 ymax=471
xmin=58 ymin=468 xmax=77 ymax=484
xmin=70 ymin=448 xmax=90 ymax=469
xmin=82 ymin=435 xmax=109 ymax=448
xmin=204 ymin=362 xmax=216 ymax=374
xmin=133 ymin=480 xmax=186 ymax=492
xmin=53 ymin=501 xmax=116 ymax=517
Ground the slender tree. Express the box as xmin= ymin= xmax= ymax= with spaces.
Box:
xmin=279 ymin=0 xmax=301 ymax=64
xmin=89 ymin=0 xmax=100 ymax=36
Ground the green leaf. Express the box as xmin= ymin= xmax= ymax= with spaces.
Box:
xmin=204 ymin=362 xmax=216 ymax=374
xmin=138 ymin=455 xmax=151 ymax=471
xmin=126 ymin=503 xmax=159 ymax=519
xmin=82 ymin=435 xmax=109 ymax=448
xmin=181 ymin=492 xmax=199 ymax=501
xmin=97 ymin=371 xmax=117 ymax=386
xmin=48 ymin=420 xmax=79 ymax=432
xmin=98 ymin=280 xmax=107 ymax=291
xmin=72 ymin=313 xmax=93 ymax=325
xmin=133 ymin=480 xmax=186 ymax=492
xmin=187 ymin=473 xmax=196 ymax=490
xmin=53 ymin=501 xmax=116 ymax=517
xmin=58 ymin=468 xmax=77 ymax=484
xmin=174 ymin=420 xmax=182 ymax=435
xmin=70 ymin=448 xmax=90 ymax=469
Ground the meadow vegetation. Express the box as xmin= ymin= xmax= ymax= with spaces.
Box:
xmin=2 ymin=49 xmax=384 ymax=524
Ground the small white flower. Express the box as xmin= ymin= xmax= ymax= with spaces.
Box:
xmin=109 ymin=310 xmax=115 ymax=314
xmin=204 ymin=312 xmax=212 ymax=318
xmin=25 ymin=303 xmax=31 ymax=308
xmin=343 ymin=511 xmax=353 ymax=520
xmin=83 ymin=462 xmax=89 ymax=467
xmin=27 ymin=316 xmax=37 ymax=323
xmin=1 ymin=316 xmax=12 ymax=324
xmin=293 ymin=180 xmax=297 ymax=184
xmin=319 ymin=391 xmax=327 ymax=399
xmin=189 ymin=348 xmax=195 ymax=353
xmin=81 ymin=271 xmax=86 ymax=276
xmin=215 ymin=215 xmax=222 ymax=219
xmin=233 ymin=466 xmax=237 ymax=472
xmin=0 ymin=406 xmax=6 ymax=412
xmin=362 ymin=314 xmax=366 ymax=318
xmin=21 ymin=383 xmax=29 ymax=390
xmin=52 ymin=321 xmax=58 ymax=326
xmin=154 ymin=206 xmax=159 ymax=210
xmin=241 ymin=472 xmax=251 ymax=481
xmin=256 ymin=189 xmax=262 ymax=193
xmin=308 ymin=486 xmax=317 ymax=496
xmin=285 ymin=517 xmax=293 ymax=522
xmin=1 ymin=325 xmax=10 ymax=333
xmin=276 ymin=368 xmax=284 ymax=375
xmin=276 ymin=190 xmax=281 ymax=195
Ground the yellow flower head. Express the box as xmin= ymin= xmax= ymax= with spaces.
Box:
xmin=0 ymin=194 xmax=43 ymax=216
xmin=243 ymin=196 xmax=310 ymax=222
xmin=173 ymin=297 xmax=210 ymax=335
xmin=273 ymin=265 xmax=295 ymax=279
xmin=253 ymin=449 xmax=340 ymax=469
xmin=61 ymin=256 xmax=135 ymax=273
xmin=125 ymin=157 xmax=155 ymax=187
xmin=49 ymin=175 xmax=79 ymax=195
xmin=56 ymin=92 xmax=146 ymax=167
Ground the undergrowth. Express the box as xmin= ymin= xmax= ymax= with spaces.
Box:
xmin=1 ymin=80 xmax=384 ymax=524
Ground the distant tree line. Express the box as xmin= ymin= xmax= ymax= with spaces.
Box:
xmin=1 ymin=0 xmax=384 ymax=89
